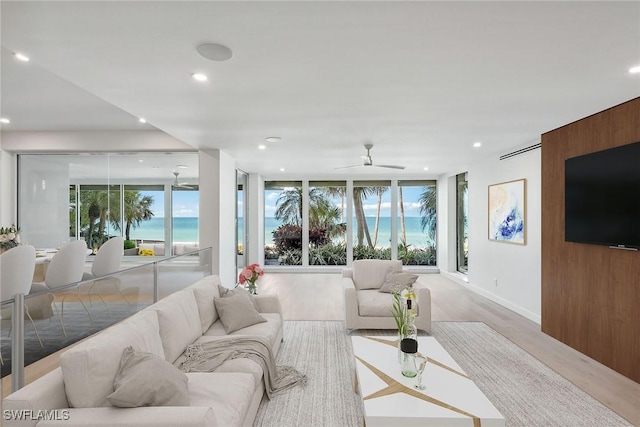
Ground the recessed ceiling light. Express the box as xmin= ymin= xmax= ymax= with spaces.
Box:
xmin=176 ymin=164 xmax=188 ymax=169
xmin=629 ymin=65 xmax=640 ymax=74
xmin=258 ymin=145 xmax=266 ymax=150
xmin=265 ymin=137 xmax=281 ymax=143
xmin=138 ymin=117 xmax=147 ymax=123
xmin=197 ymin=43 xmax=233 ymax=62
xmin=423 ymin=167 xmax=429 ymax=171
xmin=0 ymin=118 xmax=10 ymax=124
xmin=138 ymin=159 xmax=144 ymax=163
xmin=473 ymin=142 xmax=482 ymax=148
xmin=280 ymin=168 xmax=285 ymax=172
xmin=192 ymin=73 xmax=208 ymax=82
xmin=14 ymin=52 xmax=29 ymax=62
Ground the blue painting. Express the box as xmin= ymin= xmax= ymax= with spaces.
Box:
xmin=488 ymin=179 xmax=526 ymax=244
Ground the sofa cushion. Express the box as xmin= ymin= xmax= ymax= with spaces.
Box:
xmin=379 ymin=271 xmax=419 ymax=293
xmin=60 ymin=310 xmax=165 ymax=408
xmin=150 ymin=289 xmax=202 ymax=363
xmin=108 ymin=346 xmax=189 ymax=408
xmin=352 ymin=259 xmax=402 ymax=290
xmin=201 ymin=313 xmax=282 ymax=351
xmin=189 ymin=275 xmax=222 ymax=333
xmin=214 ymin=289 xmax=267 ymax=334
xmin=187 ymin=372 xmax=255 ymax=427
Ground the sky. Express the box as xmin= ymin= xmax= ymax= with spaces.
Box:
xmin=141 ymin=190 xmax=199 ymax=218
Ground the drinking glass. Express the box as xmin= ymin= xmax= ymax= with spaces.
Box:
xmin=414 ymin=353 xmax=427 ymax=390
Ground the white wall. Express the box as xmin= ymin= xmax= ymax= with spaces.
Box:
xmin=460 ymin=145 xmax=542 ymax=323
xmin=199 ymin=148 xmax=237 ymax=286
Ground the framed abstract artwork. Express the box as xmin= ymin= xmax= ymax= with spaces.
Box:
xmin=488 ymin=178 xmax=526 ymax=245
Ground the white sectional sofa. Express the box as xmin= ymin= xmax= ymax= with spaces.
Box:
xmin=2 ymin=275 xmax=283 ymax=427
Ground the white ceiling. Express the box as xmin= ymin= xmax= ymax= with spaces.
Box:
xmin=1 ymin=1 xmax=639 ymax=178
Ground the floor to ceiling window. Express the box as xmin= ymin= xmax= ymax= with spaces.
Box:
xmin=18 ymin=153 xmax=198 ymax=254
xmin=457 ymin=172 xmax=469 ymax=274
xmin=263 ymin=179 xmax=438 ymax=267
xmin=308 ymin=181 xmax=347 ymax=265
xmin=264 ymin=181 xmax=303 ymax=265
xmin=397 ymin=180 xmax=437 ymax=266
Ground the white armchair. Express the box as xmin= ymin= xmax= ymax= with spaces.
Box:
xmin=342 ymin=259 xmax=431 ymax=333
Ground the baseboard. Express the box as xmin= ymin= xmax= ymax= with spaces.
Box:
xmin=441 ymin=271 xmax=542 ymax=325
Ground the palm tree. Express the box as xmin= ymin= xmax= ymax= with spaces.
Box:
xmin=111 ymin=190 xmax=154 ymax=241
xmin=274 ymin=187 xmax=336 ymax=226
xmin=274 ymin=187 xmax=304 ymax=225
xmin=371 ymin=186 xmax=387 ymax=247
xmin=353 ymin=187 xmax=374 ymax=247
xmin=419 ymin=185 xmax=437 ymax=243
xmin=399 ymin=186 xmax=407 ymax=246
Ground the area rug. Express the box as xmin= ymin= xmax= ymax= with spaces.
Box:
xmin=254 ymin=321 xmax=631 ymax=427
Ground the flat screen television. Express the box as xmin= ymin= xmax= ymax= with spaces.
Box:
xmin=565 ymin=141 xmax=640 ymax=249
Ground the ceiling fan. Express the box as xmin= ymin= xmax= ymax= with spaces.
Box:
xmin=172 ymin=171 xmax=197 ymax=189
xmin=336 ymin=143 xmax=406 ymax=170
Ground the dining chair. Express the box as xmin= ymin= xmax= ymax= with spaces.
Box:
xmin=82 ymin=236 xmax=129 ymax=313
xmin=0 ymin=245 xmax=44 ymax=349
xmin=30 ymin=240 xmax=90 ymax=336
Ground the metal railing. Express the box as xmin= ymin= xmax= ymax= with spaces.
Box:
xmin=1 ymin=247 xmax=213 ymax=392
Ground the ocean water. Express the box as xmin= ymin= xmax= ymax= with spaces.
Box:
xmin=133 ymin=216 xmax=433 ymax=248
xmin=129 ymin=217 xmax=198 ymax=243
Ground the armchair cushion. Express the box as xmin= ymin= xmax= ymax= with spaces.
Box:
xmin=107 ymin=346 xmax=189 ymax=408
xmin=357 ymin=290 xmax=395 ymax=317
xmin=379 ymin=271 xmax=419 ymax=293
xmin=352 ymin=260 xmax=402 ymax=290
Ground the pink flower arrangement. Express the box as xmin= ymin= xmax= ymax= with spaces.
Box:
xmin=238 ymin=263 xmax=264 ymax=294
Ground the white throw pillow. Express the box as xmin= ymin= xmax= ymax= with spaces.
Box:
xmin=189 ymin=275 xmax=222 ymax=333
xmin=107 ymin=346 xmax=189 ymax=407
xmin=150 ymin=289 xmax=202 ymax=363
xmin=379 ymin=271 xmax=419 ymax=293
xmin=214 ymin=288 xmax=267 ymax=334
xmin=60 ymin=310 xmax=165 ymax=408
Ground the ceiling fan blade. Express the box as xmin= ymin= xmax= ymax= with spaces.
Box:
xmin=334 ymin=164 xmax=362 ymax=170
xmin=375 ymin=164 xmax=406 ymax=170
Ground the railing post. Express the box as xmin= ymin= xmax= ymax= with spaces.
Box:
xmin=11 ymin=293 xmax=25 ymax=392
xmin=153 ymin=262 xmax=159 ymax=303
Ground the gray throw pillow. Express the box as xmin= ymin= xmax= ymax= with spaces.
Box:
xmin=107 ymin=346 xmax=189 ymax=408
xmin=214 ymin=287 xmax=267 ymax=334
xmin=379 ymin=271 xmax=419 ymax=293
xmin=217 ymin=284 xmax=260 ymax=311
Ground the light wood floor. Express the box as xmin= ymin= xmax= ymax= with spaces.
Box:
xmin=3 ymin=273 xmax=640 ymax=425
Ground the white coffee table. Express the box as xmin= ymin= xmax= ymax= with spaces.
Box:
xmin=351 ymin=335 xmax=505 ymax=427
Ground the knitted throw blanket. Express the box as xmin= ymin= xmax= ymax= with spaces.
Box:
xmin=178 ymin=335 xmax=307 ymax=399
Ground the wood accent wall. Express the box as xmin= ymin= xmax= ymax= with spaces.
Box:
xmin=541 ymin=97 xmax=640 ymax=383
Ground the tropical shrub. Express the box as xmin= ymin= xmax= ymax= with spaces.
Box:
xmin=124 ymin=239 xmax=136 ymax=250
xmin=273 ymin=225 xmax=303 ymax=252
xmin=309 ymin=243 xmax=347 ymax=265
xmin=353 ymin=245 xmax=391 ymax=260
xmin=279 ymin=249 xmax=303 ymax=265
